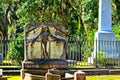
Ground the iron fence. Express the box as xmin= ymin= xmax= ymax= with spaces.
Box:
xmin=67 ymin=38 xmax=120 ymax=68
xmin=0 ymin=39 xmax=120 ymax=68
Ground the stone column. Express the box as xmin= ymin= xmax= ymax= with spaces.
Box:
xmin=95 ymin=0 xmax=115 ymax=41
xmin=98 ymin=0 xmax=112 ymax=32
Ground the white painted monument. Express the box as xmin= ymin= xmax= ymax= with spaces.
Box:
xmin=92 ymin=0 xmax=120 ymax=59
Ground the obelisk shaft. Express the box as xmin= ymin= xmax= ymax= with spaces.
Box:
xmin=98 ymin=0 xmax=112 ymax=32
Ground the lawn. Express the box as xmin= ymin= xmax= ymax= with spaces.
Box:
xmin=87 ymin=75 xmax=120 ymax=80
xmin=6 ymin=76 xmax=20 ymax=80
xmin=5 ymin=75 xmax=120 ymax=80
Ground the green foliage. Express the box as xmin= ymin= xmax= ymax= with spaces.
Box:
xmin=96 ymin=51 xmax=106 ymax=66
xmin=7 ymin=34 xmax=24 ymax=65
xmin=113 ymin=24 xmax=120 ymax=39
xmin=82 ymin=0 xmax=98 ymax=29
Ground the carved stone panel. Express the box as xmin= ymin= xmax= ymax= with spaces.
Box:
xmin=25 ymin=22 xmax=67 ymax=59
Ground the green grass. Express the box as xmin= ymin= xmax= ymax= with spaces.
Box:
xmin=4 ymin=75 xmax=120 ymax=80
xmin=0 ymin=66 xmax=21 ymax=68
xmin=87 ymin=75 xmax=120 ymax=80
xmin=3 ymin=76 xmax=20 ymax=80
xmin=0 ymin=60 xmax=21 ymax=68
xmin=68 ymin=61 xmax=95 ymax=68
xmin=8 ymin=76 xmax=20 ymax=80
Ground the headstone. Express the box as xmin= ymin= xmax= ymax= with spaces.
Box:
xmin=24 ymin=23 xmax=67 ymax=60
xmin=92 ymin=0 xmax=119 ymax=60
xmin=21 ymin=23 xmax=68 ymax=80
xmin=74 ymin=70 xmax=86 ymax=80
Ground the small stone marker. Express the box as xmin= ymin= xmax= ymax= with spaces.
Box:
xmin=45 ymin=70 xmax=60 ymax=80
xmin=74 ymin=70 xmax=86 ymax=80
xmin=0 ymin=69 xmax=2 ymax=77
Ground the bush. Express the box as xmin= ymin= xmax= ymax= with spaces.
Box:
xmin=7 ymin=34 xmax=24 ymax=65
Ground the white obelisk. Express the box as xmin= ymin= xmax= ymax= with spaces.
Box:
xmin=98 ymin=0 xmax=112 ymax=32
xmin=93 ymin=0 xmax=119 ymax=59
xmin=96 ymin=0 xmax=115 ymax=39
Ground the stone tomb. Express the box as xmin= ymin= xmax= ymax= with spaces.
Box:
xmin=21 ymin=22 xmax=68 ymax=80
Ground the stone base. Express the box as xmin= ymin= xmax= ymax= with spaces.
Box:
xmin=95 ymin=31 xmax=115 ymax=40
xmin=24 ymin=73 xmax=45 ymax=80
xmin=109 ymin=69 xmax=120 ymax=75
xmin=92 ymin=31 xmax=119 ymax=58
xmin=21 ymin=69 xmax=68 ymax=80
xmin=21 ymin=59 xmax=68 ymax=80
xmin=22 ymin=58 xmax=68 ymax=69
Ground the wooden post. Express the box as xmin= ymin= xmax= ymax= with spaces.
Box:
xmin=74 ymin=70 xmax=86 ymax=80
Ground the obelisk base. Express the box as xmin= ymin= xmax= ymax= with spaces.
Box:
xmin=93 ymin=31 xmax=120 ymax=58
xmin=89 ymin=31 xmax=120 ymax=65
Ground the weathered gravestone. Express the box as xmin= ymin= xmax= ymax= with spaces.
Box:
xmin=21 ymin=22 xmax=68 ymax=80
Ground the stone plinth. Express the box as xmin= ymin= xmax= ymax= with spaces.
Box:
xmin=21 ymin=69 xmax=68 ymax=80
xmin=22 ymin=59 xmax=68 ymax=69
xmin=93 ymin=31 xmax=119 ymax=58
xmin=109 ymin=69 xmax=120 ymax=75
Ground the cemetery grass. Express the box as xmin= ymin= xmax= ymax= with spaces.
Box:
xmin=87 ymin=75 xmax=120 ymax=80
xmin=5 ymin=75 xmax=120 ymax=80
xmin=0 ymin=60 xmax=21 ymax=68
xmin=68 ymin=61 xmax=95 ymax=68
xmin=7 ymin=75 xmax=20 ymax=80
